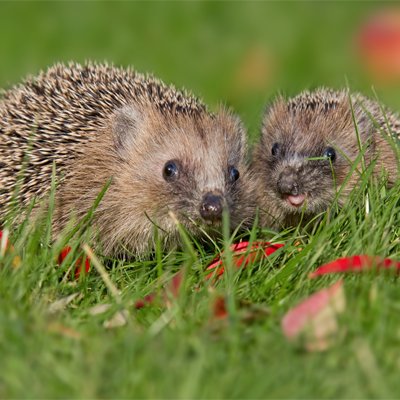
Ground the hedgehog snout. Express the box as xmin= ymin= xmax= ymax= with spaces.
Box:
xmin=199 ymin=191 xmax=224 ymax=223
xmin=277 ymin=168 xmax=302 ymax=196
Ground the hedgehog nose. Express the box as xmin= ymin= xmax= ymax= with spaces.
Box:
xmin=277 ymin=171 xmax=299 ymax=196
xmin=200 ymin=193 xmax=224 ymax=222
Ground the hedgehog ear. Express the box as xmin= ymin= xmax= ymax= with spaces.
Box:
xmin=112 ymin=105 xmax=144 ymax=158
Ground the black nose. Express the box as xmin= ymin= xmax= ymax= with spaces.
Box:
xmin=277 ymin=170 xmax=300 ymax=195
xmin=200 ymin=193 xmax=224 ymax=222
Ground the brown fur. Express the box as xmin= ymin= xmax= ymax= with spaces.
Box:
xmin=252 ymin=88 xmax=399 ymax=229
xmin=0 ymin=62 xmax=256 ymax=256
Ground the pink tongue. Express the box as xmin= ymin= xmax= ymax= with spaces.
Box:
xmin=287 ymin=194 xmax=306 ymax=207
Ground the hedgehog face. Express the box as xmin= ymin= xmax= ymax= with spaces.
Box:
xmin=98 ymin=105 xmax=256 ymax=254
xmin=253 ymin=91 xmax=375 ymax=228
xmin=256 ymin=137 xmax=339 ymax=219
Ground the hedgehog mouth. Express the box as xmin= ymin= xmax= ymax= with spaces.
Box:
xmin=284 ymin=194 xmax=306 ymax=208
xmin=277 ymin=193 xmax=316 ymax=214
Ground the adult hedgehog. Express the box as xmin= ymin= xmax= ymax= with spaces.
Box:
xmin=0 ymin=62 xmax=256 ymax=256
xmin=253 ymin=88 xmax=399 ymax=229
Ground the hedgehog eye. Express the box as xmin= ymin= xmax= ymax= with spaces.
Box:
xmin=323 ymin=147 xmax=336 ymax=162
xmin=228 ymin=166 xmax=240 ymax=183
xmin=163 ymin=160 xmax=179 ymax=182
xmin=271 ymin=143 xmax=280 ymax=157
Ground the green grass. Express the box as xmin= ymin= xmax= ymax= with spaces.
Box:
xmin=1 ymin=2 xmax=400 ymax=398
xmin=1 ymin=173 xmax=399 ymax=398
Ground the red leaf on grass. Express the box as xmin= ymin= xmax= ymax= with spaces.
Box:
xmin=281 ymin=280 xmax=346 ymax=351
xmin=309 ymin=255 xmax=400 ymax=278
xmin=134 ymin=293 xmax=156 ymax=310
xmin=133 ymin=241 xmax=283 ymax=310
xmin=134 ymin=270 xmax=184 ymax=310
xmin=58 ymin=246 xmax=91 ymax=279
xmin=213 ymin=296 xmax=229 ymax=319
xmin=169 ymin=270 xmax=183 ymax=298
xmin=206 ymin=241 xmax=284 ymax=279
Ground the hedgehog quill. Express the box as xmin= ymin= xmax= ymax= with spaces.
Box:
xmin=252 ymin=88 xmax=399 ymax=229
xmin=0 ymin=62 xmax=256 ymax=257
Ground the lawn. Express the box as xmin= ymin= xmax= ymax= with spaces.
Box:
xmin=1 ymin=2 xmax=400 ymax=398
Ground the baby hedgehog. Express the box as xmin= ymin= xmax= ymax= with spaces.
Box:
xmin=0 ymin=62 xmax=256 ymax=256
xmin=252 ymin=88 xmax=399 ymax=229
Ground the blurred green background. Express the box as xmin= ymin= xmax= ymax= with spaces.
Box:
xmin=1 ymin=1 xmax=399 ymax=143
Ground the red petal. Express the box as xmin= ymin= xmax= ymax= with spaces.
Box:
xmin=206 ymin=241 xmax=284 ymax=279
xmin=58 ymin=246 xmax=92 ymax=279
xmin=134 ymin=294 xmax=156 ymax=309
xmin=74 ymin=256 xmax=92 ymax=279
xmin=282 ymin=280 xmax=345 ymax=340
xmin=58 ymin=246 xmax=72 ymax=264
xmin=169 ymin=270 xmax=184 ymax=297
xmin=213 ymin=296 xmax=228 ymax=319
xmin=133 ymin=271 xmax=183 ymax=310
xmin=84 ymin=257 xmax=91 ymax=273
xmin=309 ymin=255 xmax=400 ymax=278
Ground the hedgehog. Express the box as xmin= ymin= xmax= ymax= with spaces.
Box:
xmin=0 ymin=62 xmax=256 ymax=257
xmin=252 ymin=87 xmax=399 ymax=229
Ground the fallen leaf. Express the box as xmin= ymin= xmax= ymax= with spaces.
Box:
xmin=103 ymin=310 xmax=129 ymax=329
xmin=134 ymin=294 xmax=156 ymax=310
xmin=309 ymin=255 xmax=400 ymax=278
xmin=47 ymin=322 xmax=81 ymax=340
xmin=48 ymin=293 xmax=81 ymax=314
xmin=213 ymin=296 xmax=228 ymax=319
xmin=206 ymin=241 xmax=284 ymax=279
xmin=58 ymin=246 xmax=91 ymax=279
xmin=281 ymin=280 xmax=346 ymax=351
xmin=133 ymin=271 xmax=184 ymax=310
xmin=88 ymin=303 xmax=112 ymax=316
xmin=12 ymin=255 xmax=21 ymax=269
xmin=132 ymin=242 xmax=283 ymax=310
xmin=210 ymin=296 xmax=270 ymax=324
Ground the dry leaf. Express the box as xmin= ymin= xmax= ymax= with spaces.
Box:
xmin=88 ymin=303 xmax=112 ymax=316
xmin=47 ymin=322 xmax=81 ymax=340
xmin=103 ymin=310 xmax=129 ymax=329
xmin=48 ymin=293 xmax=81 ymax=314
